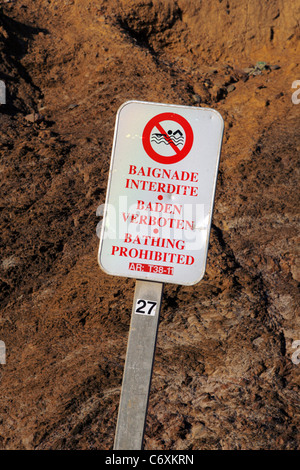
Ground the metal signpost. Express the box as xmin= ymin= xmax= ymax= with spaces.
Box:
xmin=98 ymin=101 xmax=224 ymax=450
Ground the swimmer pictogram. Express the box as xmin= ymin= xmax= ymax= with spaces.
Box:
xmin=142 ymin=112 xmax=194 ymax=164
xmin=151 ymin=129 xmax=184 ymax=147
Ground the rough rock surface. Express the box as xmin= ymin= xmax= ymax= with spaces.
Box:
xmin=0 ymin=0 xmax=299 ymax=450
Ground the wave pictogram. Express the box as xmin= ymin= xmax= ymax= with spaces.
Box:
xmin=151 ymin=130 xmax=184 ymax=147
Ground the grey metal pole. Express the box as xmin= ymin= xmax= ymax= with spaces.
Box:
xmin=113 ymin=280 xmax=164 ymax=450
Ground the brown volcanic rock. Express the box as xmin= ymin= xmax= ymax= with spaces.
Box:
xmin=0 ymin=0 xmax=299 ymax=450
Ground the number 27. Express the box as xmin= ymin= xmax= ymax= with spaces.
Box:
xmin=135 ymin=299 xmax=157 ymax=316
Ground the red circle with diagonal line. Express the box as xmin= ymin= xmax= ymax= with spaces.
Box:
xmin=142 ymin=112 xmax=194 ymax=164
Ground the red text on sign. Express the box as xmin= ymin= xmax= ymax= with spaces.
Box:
xmin=129 ymin=263 xmax=174 ymax=275
xmin=125 ymin=165 xmax=199 ymax=197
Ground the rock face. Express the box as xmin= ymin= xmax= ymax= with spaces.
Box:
xmin=0 ymin=0 xmax=299 ymax=450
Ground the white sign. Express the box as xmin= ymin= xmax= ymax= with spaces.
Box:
xmin=98 ymin=101 xmax=224 ymax=285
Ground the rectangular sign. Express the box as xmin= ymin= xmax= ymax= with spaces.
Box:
xmin=98 ymin=100 xmax=224 ymax=285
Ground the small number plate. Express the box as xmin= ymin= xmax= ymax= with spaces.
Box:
xmin=135 ymin=299 xmax=157 ymax=316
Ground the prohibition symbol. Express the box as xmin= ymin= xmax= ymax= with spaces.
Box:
xmin=142 ymin=112 xmax=194 ymax=164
